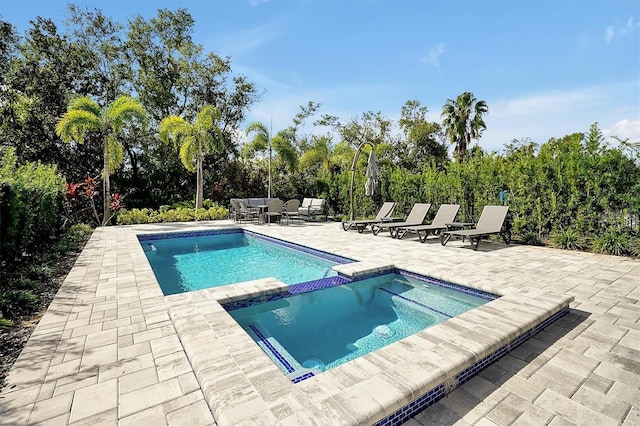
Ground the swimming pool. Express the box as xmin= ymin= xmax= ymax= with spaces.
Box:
xmin=139 ymin=230 xmax=352 ymax=295
xmin=158 ymin=224 xmax=574 ymax=425
xmin=227 ymin=272 xmax=493 ymax=381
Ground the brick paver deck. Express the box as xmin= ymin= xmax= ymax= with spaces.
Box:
xmin=0 ymin=220 xmax=638 ymax=425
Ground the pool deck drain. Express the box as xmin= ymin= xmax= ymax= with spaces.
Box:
xmin=0 ymin=220 xmax=638 ymax=425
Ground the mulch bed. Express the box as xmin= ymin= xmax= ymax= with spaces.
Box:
xmin=0 ymin=237 xmax=90 ymax=391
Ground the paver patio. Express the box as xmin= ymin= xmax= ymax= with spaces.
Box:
xmin=0 ymin=220 xmax=638 ymax=425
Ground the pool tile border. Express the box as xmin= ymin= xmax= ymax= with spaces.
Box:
xmin=129 ymin=225 xmax=575 ymax=424
xmin=372 ymin=306 xmax=570 ymax=426
xmin=138 ymin=227 xmax=354 ymax=266
xmin=168 ymin=286 xmax=572 ymax=424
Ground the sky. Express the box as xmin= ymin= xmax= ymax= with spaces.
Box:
xmin=1 ymin=0 xmax=639 ymax=153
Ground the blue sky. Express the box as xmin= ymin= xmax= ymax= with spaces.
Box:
xmin=1 ymin=0 xmax=639 ymax=153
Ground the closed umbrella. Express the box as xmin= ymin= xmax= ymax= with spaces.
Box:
xmin=364 ymin=149 xmax=379 ymax=197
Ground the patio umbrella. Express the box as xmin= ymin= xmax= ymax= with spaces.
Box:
xmin=364 ymin=149 xmax=379 ymax=197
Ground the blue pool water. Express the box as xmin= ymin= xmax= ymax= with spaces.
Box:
xmin=228 ymin=273 xmax=490 ymax=379
xmin=140 ymin=231 xmax=350 ymax=295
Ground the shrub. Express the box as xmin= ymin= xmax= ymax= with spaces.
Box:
xmin=591 ymin=230 xmax=636 ymax=256
xmin=26 ymin=264 xmax=53 ymax=280
xmin=116 ymin=204 xmax=229 ymax=225
xmin=0 ymin=289 xmax=38 ymax=318
xmin=551 ymin=228 xmax=585 ymax=250
xmin=0 ymin=318 xmax=14 ymax=328
xmin=0 ymin=148 xmax=65 ymax=265
xmin=14 ymin=278 xmax=39 ymax=290
xmin=520 ymin=232 xmax=543 ymax=246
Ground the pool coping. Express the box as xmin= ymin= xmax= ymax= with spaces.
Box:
xmin=150 ymin=227 xmax=574 ymax=425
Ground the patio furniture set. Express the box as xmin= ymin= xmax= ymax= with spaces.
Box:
xmin=230 ymin=197 xmax=327 ymax=225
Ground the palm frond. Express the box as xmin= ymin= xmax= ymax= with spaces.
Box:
xmin=194 ymin=105 xmax=220 ymax=132
xmin=158 ymin=115 xmax=192 ymax=148
xmin=272 ymin=135 xmax=298 ymax=172
xmin=179 ymin=136 xmax=198 ymax=172
xmin=106 ymin=136 xmax=124 ymax=173
xmin=55 ymin=110 xmax=102 ymax=144
xmin=107 ymin=96 xmax=148 ymax=134
xmin=68 ymin=97 xmax=102 ymax=117
xmin=245 ymin=121 xmax=269 ymax=138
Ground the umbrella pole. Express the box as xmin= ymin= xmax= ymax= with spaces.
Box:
xmin=349 ymin=140 xmax=374 ymax=221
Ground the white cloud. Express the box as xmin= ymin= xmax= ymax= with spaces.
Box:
xmin=603 ymin=119 xmax=640 ymax=143
xmin=212 ymin=21 xmax=284 ymax=56
xmin=250 ymin=0 xmax=270 ymax=5
xmin=421 ymin=43 xmax=445 ymax=68
xmin=605 ymin=16 xmax=639 ymax=43
xmin=479 ymin=82 xmax=639 ymax=152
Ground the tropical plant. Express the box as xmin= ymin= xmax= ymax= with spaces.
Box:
xmin=551 ymin=228 xmax=585 ymax=250
xmin=441 ymin=91 xmax=488 ymax=162
xmin=244 ymin=121 xmax=299 ymax=197
xmin=591 ymin=229 xmax=635 ymax=256
xmin=158 ymin=105 xmax=224 ymax=208
xmin=0 ymin=148 xmax=65 ymax=265
xmin=56 ymin=96 xmax=147 ymax=225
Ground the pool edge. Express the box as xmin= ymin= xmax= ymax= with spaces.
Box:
xmin=165 ymin=270 xmax=573 ymax=426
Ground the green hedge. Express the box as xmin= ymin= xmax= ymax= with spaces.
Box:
xmin=310 ymin=124 xmax=639 ymax=255
xmin=0 ymin=149 xmax=65 ymax=265
xmin=116 ymin=205 xmax=229 ymax=225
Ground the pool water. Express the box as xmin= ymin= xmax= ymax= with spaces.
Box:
xmin=141 ymin=231 xmax=348 ymax=295
xmin=228 ymin=273 xmax=490 ymax=378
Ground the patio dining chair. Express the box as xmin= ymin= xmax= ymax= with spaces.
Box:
xmin=263 ymin=198 xmax=284 ymax=225
xmin=282 ymin=199 xmax=301 ymax=224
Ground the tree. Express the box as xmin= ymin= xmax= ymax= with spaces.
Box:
xmin=397 ymin=100 xmax=448 ymax=170
xmin=158 ymin=105 xmax=224 ymax=208
xmin=56 ymin=96 xmax=147 ymax=225
xmin=441 ymin=92 xmax=488 ymax=162
xmin=1 ymin=17 xmax=102 ymax=181
xmin=65 ymin=5 xmax=132 ymax=103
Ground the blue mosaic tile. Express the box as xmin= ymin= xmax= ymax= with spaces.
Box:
xmin=249 ymin=324 xmax=295 ymax=374
xmin=222 ymin=275 xmax=353 ymax=312
xmin=371 ymin=307 xmax=569 ymax=425
xmin=379 ymin=288 xmax=453 ymax=318
xmin=288 ymin=275 xmax=351 ymax=294
xmin=396 ymin=269 xmax=498 ymax=300
xmin=373 ymin=384 xmax=446 ymax=426
xmin=244 ymin=231 xmax=354 ymax=264
xmin=137 ymin=228 xmax=242 ymax=241
xmin=292 ymin=372 xmax=315 ymax=383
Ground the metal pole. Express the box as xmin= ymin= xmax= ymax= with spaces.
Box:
xmin=349 ymin=140 xmax=373 ymax=221
xmin=268 ymin=117 xmax=272 ymax=198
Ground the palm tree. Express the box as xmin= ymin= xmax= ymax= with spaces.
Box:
xmin=441 ymin=92 xmax=488 ymax=161
xmin=56 ymin=96 xmax=147 ymax=225
xmin=244 ymin=121 xmax=298 ymax=197
xmin=158 ymin=105 xmax=224 ymax=209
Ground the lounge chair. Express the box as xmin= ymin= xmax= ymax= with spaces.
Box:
xmin=440 ymin=205 xmax=511 ymax=250
xmin=342 ymin=201 xmax=397 ymax=233
xmin=395 ymin=204 xmax=461 ymax=241
xmin=371 ymin=203 xmax=431 ymax=237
